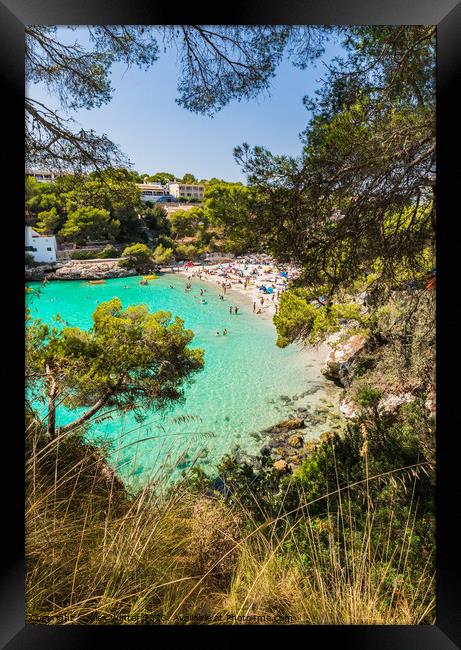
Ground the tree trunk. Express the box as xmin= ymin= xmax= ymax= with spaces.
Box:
xmin=59 ymin=389 xmax=113 ymax=434
xmin=46 ymin=364 xmax=57 ymax=439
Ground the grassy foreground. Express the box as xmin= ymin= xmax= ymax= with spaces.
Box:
xmin=26 ymin=410 xmax=435 ymax=626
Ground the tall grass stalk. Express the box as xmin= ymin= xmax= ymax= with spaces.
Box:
xmin=26 ymin=421 xmax=435 ymax=625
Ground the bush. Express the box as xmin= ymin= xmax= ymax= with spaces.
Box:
xmin=119 ymin=243 xmax=153 ymax=271
xmin=175 ymin=243 xmax=202 ymax=261
xmin=25 ymin=252 xmax=35 ymax=266
xmin=98 ymin=245 xmax=120 ymax=259
xmin=357 ymin=386 xmax=382 ymax=408
xmin=70 ymin=249 xmax=101 ymax=260
xmin=152 ymin=244 xmax=174 ymax=265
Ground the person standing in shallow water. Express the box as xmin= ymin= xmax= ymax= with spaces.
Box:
xmin=234 ymin=306 xmax=238 ymax=315
xmin=253 ymin=301 xmax=256 ymax=313
xmin=229 ymin=306 xmax=233 ymax=315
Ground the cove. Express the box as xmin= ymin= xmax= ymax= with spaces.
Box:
xmin=27 ymin=273 xmax=338 ymax=485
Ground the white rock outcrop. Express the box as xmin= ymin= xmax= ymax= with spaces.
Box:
xmin=52 ymin=260 xmax=136 ymax=280
xmin=377 ymin=392 xmax=415 ymax=416
xmin=321 ymin=334 xmax=368 ymax=381
xmin=339 ymin=396 xmax=360 ymax=419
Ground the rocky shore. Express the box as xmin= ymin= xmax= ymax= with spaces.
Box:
xmin=26 ymin=262 xmax=431 ymax=478
xmin=251 ymin=325 xmax=434 ymax=474
xmin=25 ymin=259 xmax=136 ymax=281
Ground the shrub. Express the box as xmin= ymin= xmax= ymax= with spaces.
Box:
xmin=357 ymin=386 xmax=382 ymax=408
xmin=119 ymin=243 xmax=153 ymax=271
xmin=175 ymin=243 xmax=202 ymax=261
xmin=70 ymin=249 xmax=101 ymax=260
xmin=152 ymin=243 xmax=174 ymax=265
xmin=98 ymin=245 xmax=120 ymax=259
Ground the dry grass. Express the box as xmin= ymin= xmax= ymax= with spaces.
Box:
xmin=221 ymin=497 xmax=435 ymax=625
xmin=26 ymin=420 xmax=435 ymax=625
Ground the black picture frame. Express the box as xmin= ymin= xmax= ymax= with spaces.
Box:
xmin=1 ymin=1 xmax=460 ymax=647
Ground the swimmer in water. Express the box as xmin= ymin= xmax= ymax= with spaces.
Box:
xmin=223 ymin=328 xmax=228 ymax=336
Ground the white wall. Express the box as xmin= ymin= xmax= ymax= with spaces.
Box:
xmin=25 ymin=227 xmax=57 ymax=263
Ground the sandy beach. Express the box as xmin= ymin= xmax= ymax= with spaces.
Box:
xmin=163 ymin=255 xmax=297 ymax=321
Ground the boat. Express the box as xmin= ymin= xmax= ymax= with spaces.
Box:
xmin=143 ymin=274 xmax=158 ymax=280
xmin=88 ymin=280 xmax=105 ymax=285
xmin=25 ymin=287 xmax=33 ymax=292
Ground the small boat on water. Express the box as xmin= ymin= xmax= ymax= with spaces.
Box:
xmin=88 ymin=280 xmax=105 ymax=285
xmin=143 ymin=274 xmax=158 ymax=280
xmin=25 ymin=287 xmax=33 ymax=292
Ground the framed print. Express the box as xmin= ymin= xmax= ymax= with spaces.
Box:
xmin=1 ymin=0 xmax=460 ymax=647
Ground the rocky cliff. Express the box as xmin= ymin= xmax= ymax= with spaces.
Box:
xmin=25 ymin=260 xmax=136 ymax=281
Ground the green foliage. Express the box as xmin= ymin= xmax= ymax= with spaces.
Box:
xmin=203 ymin=182 xmax=255 ymax=253
xmin=70 ymin=245 xmax=120 ymax=260
xmin=60 ymin=206 xmax=120 ymax=244
xmin=357 ymin=386 xmax=382 ymax=408
xmin=25 ymin=252 xmax=35 ymax=266
xmin=119 ymin=243 xmax=153 ymax=271
xmin=169 ymin=208 xmax=206 ymax=239
xmin=25 ymin=170 xmax=143 ymax=242
xmin=69 ymin=169 xmax=144 ymax=241
xmin=69 ymin=249 xmax=100 ymax=260
xmin=35 ymin=207 xmax=61 ymax=234
xmin=26 ymin=298 xmax=204 ymax=436
xmin=141 ymin=203 xmax=171 ymax=238
xmin=175 ymin=243 xmax=202 ymax=260
xmin=147 ymin=171 xmax=177 ymax=184
xmin=99 ymin=245 xmax=120 ymax=258
xmin=181 ymin=173 xmax=198 ymax=184
xmin=273 ymin=287 xmax=369 ymax=347
xmin=235 ymin=26 xmax=435 ymax=303
xmin=152 ymin=244 xmax=174 ymax=265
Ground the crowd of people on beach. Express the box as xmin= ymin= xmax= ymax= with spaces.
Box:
xmin=171 ymin=254 xmax=297 ymax=338
xmin=180 ymin=254 xmax=296 ymax=318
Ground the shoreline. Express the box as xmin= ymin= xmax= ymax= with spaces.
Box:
xmin=171 ymin=261 xmax=285 ymax=321
xmin=27 ymin=269 xmax=344 ymax=476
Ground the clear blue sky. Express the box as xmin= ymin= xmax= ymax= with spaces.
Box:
xmin=28 ymin=28 xmax=343 ymax=183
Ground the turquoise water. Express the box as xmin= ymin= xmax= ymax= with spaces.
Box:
xmin=27 ymin=274 xmax=335 ymax=484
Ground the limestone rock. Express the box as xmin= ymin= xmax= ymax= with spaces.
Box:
xmin=288 ymin=434 xmax=304 ymax=448
xmin=339 ymin=396 xmax=360 ymax=419
xmin=377 ymin=392 xmax=415 ymax=416
xmin=319 ymin=431 xmax=336 ymax=444
xmin=274 ymin=417 xmax=305 ymax=431
xmin=321 ymin=334 xmax=368 ymax=382
xmin=273 ymin=459 xmax=289 ymax=472
xmin=51 ymin=260 xmax=136 ymax=280
xmin=425 ymin=394 xmax=436 ymax=416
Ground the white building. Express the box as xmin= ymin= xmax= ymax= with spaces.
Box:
xmin=25 ymin=227 xmax=57 ymax=263
xmin=136 ymin=178 xmax=168 ymax=202
xmin=26 ymin=169 xmax=58 ymax=183
xmin=167 ymin=182 xmax=205 ymax=201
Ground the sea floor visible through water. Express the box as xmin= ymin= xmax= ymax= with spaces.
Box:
xmin=26 ymin=273 xmax=341 ymax=486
